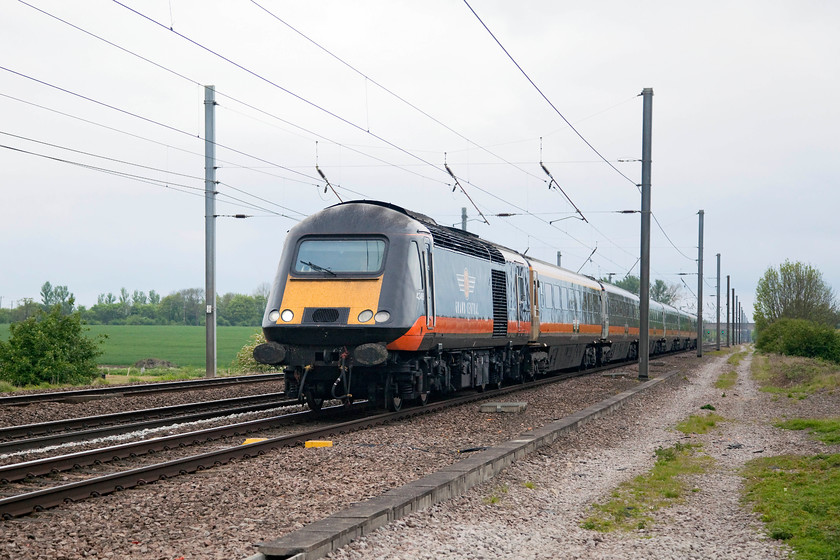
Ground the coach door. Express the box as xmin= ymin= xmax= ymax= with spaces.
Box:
xmin=514 ymin=265 xmax=530 ymax=334
xmin=600 ymin=289 xmax=609 ymax=339
xmin=530 ymin=269 xmax=540 ymax=341
xmin=423 ymin=240 xmax=436 ymax=329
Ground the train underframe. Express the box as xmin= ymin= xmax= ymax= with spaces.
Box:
xmin=282 ymin=336 xmax=696 ymax=412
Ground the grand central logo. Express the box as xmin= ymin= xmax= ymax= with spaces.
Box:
xmin=456 ymin=268 xmax=476 ymax=300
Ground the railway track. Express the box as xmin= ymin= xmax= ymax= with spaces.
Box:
xmin=0 ymin=357 xmax=632 ymax=519
xmin=0 ymin=348 xmax=704 ymax=519
xmin=0 ymin=392 xmax=297 ymax=454
xmin=0 ymin=372 xmax=284 ymax=407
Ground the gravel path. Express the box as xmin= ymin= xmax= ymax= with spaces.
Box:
xmin=329 ymin=349 xmax=830 ymax=560
xmin=1 ymin=349 xmax=832 ymax=559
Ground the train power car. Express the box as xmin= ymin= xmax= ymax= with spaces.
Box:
xmin=254 ymin=200 xmax=697 ymax=411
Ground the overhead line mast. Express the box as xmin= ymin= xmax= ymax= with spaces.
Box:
xmin=638 ymin=88 xmax=653 ymax=380
xmin=205 ymin=85 xmax=217 ymax=378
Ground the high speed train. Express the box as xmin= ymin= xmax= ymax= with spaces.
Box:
xmin=254 ymin=200 xmax=697 ymax=411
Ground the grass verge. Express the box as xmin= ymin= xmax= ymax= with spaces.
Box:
xmin=580 ymin=442 xmax=711 ymax=532
xmin=676 ymin=413 xmax=726 ymax=434
xmin=776 ymin=418 xmax=840 ymax=445
xmin=715 ymin=371 xmax=738 ymax=390
xmin=751 ymin=353 xmax=840 ymax=397
xmin=742 ymin=454 xmax=840 ymax=559
xmin=728 ymin=351 xmax=746 ymax=367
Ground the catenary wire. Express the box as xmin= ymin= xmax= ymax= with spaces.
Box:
xmin=0 ymin=143 xmax=298 ymax=220
xmin=15 ymin=0 xmax=447 ymax=191
xmin=461 ymin=0 xmax=638 ymax=190
xmin=460 ymin=0 xmax=698 ymax=267
xmin=22 ymin=1 xmax=664 ymax=276
xmin=0 ymin=91 xmax=313 ymax=198
xmin=0 ymin=128 xmax=307 ymax=218
xmin=111 ymin=2 xmax=461 ymax=186
xmin=249 ymin=0 xmax=547 ymax=184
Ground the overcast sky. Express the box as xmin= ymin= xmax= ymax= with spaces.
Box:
xmin=2 ymin=0 xmax=839 ymax=322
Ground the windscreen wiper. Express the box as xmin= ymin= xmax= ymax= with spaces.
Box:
xmin=300 ymin=260 xmax=336 ymax=276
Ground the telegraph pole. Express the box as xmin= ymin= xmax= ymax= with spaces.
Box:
xmin=556 ymin=251 xmax=562 ymax=267
xmin=697 ymin=210 xmax=704 ymax=357
xmin=716 ymin=253 xmax=721 ymax=351
xmin=205 ymin=85 xmax=217 ymax=378
xmin=638 ymin=87 xmax=653 ymax=380
xmin=461 ymin=207 xmax=467 ymax=231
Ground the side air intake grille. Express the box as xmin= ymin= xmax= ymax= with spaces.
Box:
xmin=491 ymin=270 xmax=508 ymax=337
xmin=425 ymin=224 xmax=505 ymax=264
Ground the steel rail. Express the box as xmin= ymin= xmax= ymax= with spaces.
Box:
xmin=0 ymin=392 xmax=289 ymax=440
xmin=0 ymin=397 xmax=299 ymax=454
xmin=0 ymin=407 xmax=323 ymax=485
xmin=0 ymin=373 xmax=284 ymax=407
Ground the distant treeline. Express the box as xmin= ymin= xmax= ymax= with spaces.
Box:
xmin=0 ymin=282 xmax=268 ymax=327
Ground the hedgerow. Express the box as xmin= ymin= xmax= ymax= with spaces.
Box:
xmin=755 ymin=318 xmax=840 ymax=363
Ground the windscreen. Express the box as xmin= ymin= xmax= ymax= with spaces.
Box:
xmin=294 ymin=238 xmax=386 ymax=274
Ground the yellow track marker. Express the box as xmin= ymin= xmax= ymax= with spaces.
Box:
xmin=305 ymin=440 xmax=333 ymax=448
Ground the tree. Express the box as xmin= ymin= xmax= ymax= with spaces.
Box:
xmin=52 ymin=285 xmax=73 ymax=315
xmin=754 ymin=260 xmax=838 ymax=331
xmin=0 ymin=299 xmax=105 ymax=386
xmin=40 ymin=281 xmax=54 ymax=308
xmin=132 ymin=290 xmax=147 ymax=306
xmin=650 ymin=279 xmax=680 ymax=306
xmin=611 ymin=275 xmax=640 ymax=295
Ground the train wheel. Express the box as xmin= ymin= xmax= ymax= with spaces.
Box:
xmin=305 ymin=390 xmax=323 ymax=412
xmin=419 ymin=392 xmax=429 ymax=406
xmin=385 ymin=376 xmax=403 ymax=412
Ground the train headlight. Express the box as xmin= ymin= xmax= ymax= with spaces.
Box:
xmin=374 ymin=310 xmax=391 ymax=323
xmin=357 ymin=309 xmax=374 ymax=323
xmin=280 ymin=309 xmax=294 ymax=322
xmin=268 ymin=309 xmax=280 ymax=322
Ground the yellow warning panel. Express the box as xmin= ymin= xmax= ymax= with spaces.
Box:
xmin=305 ymin=440 xmax=333 ymax=448
xmin=242 ymin=438 xmax=268 ymax=445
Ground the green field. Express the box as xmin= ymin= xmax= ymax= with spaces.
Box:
xmin=0 ymin=324 xmax=260 ymax=369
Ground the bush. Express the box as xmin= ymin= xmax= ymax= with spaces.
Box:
xmin=0 ymin=303 xmax=106 ymax=386
xmin=756 ymin=318 xmax=840 ymax=363
xmin=230 ymin=331 xmax=280 ymax=373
